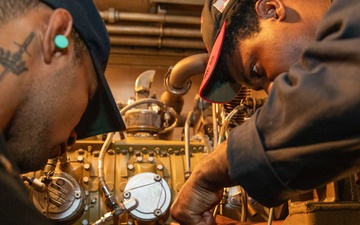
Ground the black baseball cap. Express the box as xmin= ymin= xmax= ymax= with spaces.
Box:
xmin=199 ymin=0 xmax=242 ymax=103
xmin=41 ymin=0 xmax=126 ymax=139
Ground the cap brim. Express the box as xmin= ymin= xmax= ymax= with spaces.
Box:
xmin=199 ymin=22 xmax=241 ymax=103
xmin=75 ymin=54 xmax=126 ymax=139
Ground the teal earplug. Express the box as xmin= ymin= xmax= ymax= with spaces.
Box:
xmin=54 ymin=35 xmax=68 ymax=49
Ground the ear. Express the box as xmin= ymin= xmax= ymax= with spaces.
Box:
xmin=43 ymin=9 xmax=73 ymax=63
xmin=255 ymin=0 xmax=285 ymax=21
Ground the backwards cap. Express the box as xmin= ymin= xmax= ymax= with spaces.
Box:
xmin=200 ymin=0 xmax=242 ymax=103
xmin=41 ymin=0 xmax=126 ymax=139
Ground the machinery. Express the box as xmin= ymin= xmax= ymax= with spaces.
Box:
xmin=21 ymin=53 xmax=278 ymax=225
xmin=24 ymin=53 xmax=360 ymax=225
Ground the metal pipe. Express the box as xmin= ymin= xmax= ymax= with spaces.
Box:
xmin=160 ymin=53 xmax=208 ymax=114
xmin=168 ymin=53 xmax=208 ymax=89
xmin=100 ymin=9 xmax=200 ymax=25
xmin=150 ymin=0 xmax=205 ymax=5
xmin=183 ymin=94 xmax=202 ymax=179
xmin=110 ymin=36 xmax=205 ymax=49
xmin=212 ymin=103 xmax=219 ymax=149
xmin=106 ymin=25 xmax=202 ymax=38
xmin=268 ymin=207 xmax=274 ymax=225
xmin=184 ymin=110 xmax=192 ymax=179
xmin=217 ymin=105 xmax=246 ymax=145
xmin=98 ymin=132 xmax=121 ymax=211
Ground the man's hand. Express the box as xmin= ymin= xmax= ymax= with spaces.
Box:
xmin=170 ymin=141 xmax=235 ymax=225
xmin=170 ymin=173 xmax=222 ymax=225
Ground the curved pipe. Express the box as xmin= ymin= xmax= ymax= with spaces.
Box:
xmin=160 ymin=53 xmax=208 ymax=114
xmin=98 ymin=133 xmax=122 ymax=211
xmin=169 ymin=53 xmax=208 ymax=89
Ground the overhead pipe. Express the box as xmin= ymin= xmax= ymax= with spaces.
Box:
xmin=101 ymin=8 xmax=204 ymax=50
xmin=110 ymin=36 xmax=205 ymax=49
xmin=150 ymin=0 xmax=205 ymax=6
xmin=100 ymin=8 xmax=200 ymax=25
xmin=106 ymin=25 xmax=201 ymax=38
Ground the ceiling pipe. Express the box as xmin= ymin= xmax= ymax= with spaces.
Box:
xmin=106 ymin=25 xmax=201 ymax=38
xmin=100 ymin=8 xmax=200 ymax=25
xmin=110 ymin=36 xmax=205 ymax=49
xmin=150 ymin=0 xmax=205 ymax=6
xmin=101 ymin=8 xmax=204 ymax=50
